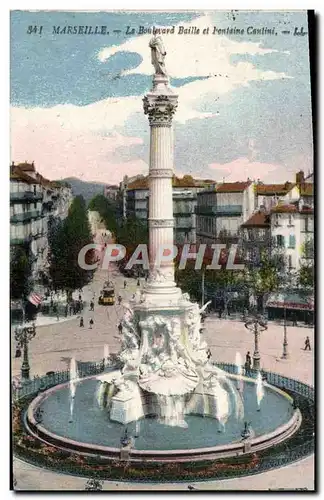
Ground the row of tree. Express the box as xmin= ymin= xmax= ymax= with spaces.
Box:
xmin=10 ymin=195 xmax=95 ymax=301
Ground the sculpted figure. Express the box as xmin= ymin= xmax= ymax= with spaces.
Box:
xmin=149 ymin=36 xmax=167 ymax=76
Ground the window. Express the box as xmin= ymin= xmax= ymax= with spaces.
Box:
xmin=274 ymin=214 xmax=280 ymax=226
xmin=34 ymin=202 xmax=37 ymax=209
xmin=276 ymin=235 xmax=285 ymax=247
xmin=288 ymin=235 xmax=296 ymax=249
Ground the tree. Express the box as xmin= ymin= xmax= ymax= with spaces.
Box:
xmin=298 ymin=238 xmax=314 ymax=291
xmin=244 ymin=248 xmax=285 ymax=313
xmin=10 ymin=246 xmax=32 ymax=300
xmin=115 ymin=216 xmax=149 ymax=276
xmin=48 ymin=196 xmax=95 ymax=294
xmin=88 ymin=194 xmax=118 ymax=235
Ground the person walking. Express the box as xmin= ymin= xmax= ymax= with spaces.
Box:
xmin=79 ymin=317 xmax=84 ymax=328
xmin=118 ymin=322 xmax=123 ymax=334
xmin=206 ymin=348 xmax=212 ymax=361
xmin=304 ymin=336 xmax=311 ymax=351
xmin=118 ymin=295 xmax=122 ymax=305
xmin=89 ymin=318 xmax=94 ymax=329
xmin=137 ymin=278 xmax=140 ymax=287
xmin=245 ymin=351 xmax=252 ymax=374
xmin=292 ymin=312 xmax=297 ymax=327
xmin=90 ymin=300 xmax=94 ymax=312
xmin=124 ymin=280 xmax=127 ymax=289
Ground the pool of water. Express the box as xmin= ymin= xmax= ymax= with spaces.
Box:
xmin=37 ymin=378 xmax=293 ymax=451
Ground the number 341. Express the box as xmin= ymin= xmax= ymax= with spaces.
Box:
xmin=27 ymin=26 xmax=43 ymax=35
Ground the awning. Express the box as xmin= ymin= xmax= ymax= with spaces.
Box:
xmin=267 ymin=292 xmax=314 ymax=311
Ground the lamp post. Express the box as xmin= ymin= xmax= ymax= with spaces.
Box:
xmin=281 ymin=301 xmax=289 ymax=359
xmin=244 ymin=312 xmax=267 ymax=370
xmin=14 ymin=306 xmax=36 ymax=380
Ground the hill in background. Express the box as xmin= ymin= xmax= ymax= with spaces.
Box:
xmin=59 ymin=177 xmax=112 ymax=204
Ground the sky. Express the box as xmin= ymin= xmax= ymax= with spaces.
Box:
xmin=10 ymin=10 xmax=314 ymax=185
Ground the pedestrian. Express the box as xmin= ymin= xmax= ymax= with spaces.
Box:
xmin=69 ymin=305 xmax=73 ymax=316
xmin=245 ymin=351 xmax=252 ymax=372
xmin=292 ymin=312 xmax=297 ymax=326
xmin=304 ymin=336 xmax=311 ymax=351
xmin=72 ymin=304 xmax=76 ymax=315
xmin=90 ymin=300 xmax=94 ymax=312
xmin=118 ymin=322 xmax=123 ymax=334
xmin=218 ymin=307 xmax=222 ymax=319
xmin=137 ymin=278 xmax=140 ymax=287
xmin=89 ymin=318 xmax=94 ymax=329
xmin=78 ymin=294 xmax=82 ymax=302
xmin=118 ymin=295 xmax=122 ymax=305
xmin=79 ymin=317 xmax=84 ymax=328
xmin=124 ymin=280 xmax=127 ymax=289
xmin=206 ymin=348 xmax=212 ymax=361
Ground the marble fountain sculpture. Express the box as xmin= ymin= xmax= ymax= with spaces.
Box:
xmin=96 ymin=36 xmax=244 ymax=428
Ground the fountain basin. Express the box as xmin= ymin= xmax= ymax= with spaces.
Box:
xmin=25 ymin=373 xmax=301 ymax=462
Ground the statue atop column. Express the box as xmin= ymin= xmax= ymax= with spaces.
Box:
xmin=149 ymin=36 xmax=167 ymax=76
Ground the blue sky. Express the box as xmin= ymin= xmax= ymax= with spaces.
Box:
xmin=11 ymin=10 xmax=313 ymax=184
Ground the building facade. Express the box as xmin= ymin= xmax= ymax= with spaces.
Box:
xmin=10 ymin=162 xmax=73 ymax=290
xmin=196 ymin=181 xmax=255 ymax=244
xmin=123 ymin=175 xmax=213 ymax=244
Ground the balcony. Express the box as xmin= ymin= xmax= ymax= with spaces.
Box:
xmin=10 ymin=210 xmax=42 ymax=224
xmin=10 ymin=235 xmax=32 ymax=245
xmin=195 ymin=205 xmax=243 ymax=216
xmin=10 ymin=191 xmax=43 ymax=203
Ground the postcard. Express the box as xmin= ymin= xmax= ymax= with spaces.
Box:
xmin=11 ymin=10 xmax=315 ymax=492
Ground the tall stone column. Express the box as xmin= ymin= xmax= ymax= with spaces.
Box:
xmin=143 ymin=74 xmax=179 ymax=298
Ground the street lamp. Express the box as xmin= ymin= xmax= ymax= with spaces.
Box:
xmin=281 ymin=300 xmax=289 ymax=359
xmin=14 ymin=322 xmax=36 ymax=380
xmin=244 ymin=312 xmax=268 ymax=370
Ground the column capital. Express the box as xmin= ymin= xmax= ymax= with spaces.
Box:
xmin=143 ymin=93 xmax=178 ymax=127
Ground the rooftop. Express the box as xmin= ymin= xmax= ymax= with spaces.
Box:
xmin=270 ymin=203 xmax=314 ymax=214
xmin=127 ymin=175 xmax=215 ymax=190
xmin=10 ymin=165 xmax=40 ymax=185
xmin=300 ymin=183 xmax=313 ymax=196
xmin=16 ymin=161 xmax=36 ymax=172
xmin=215 ymin=181 xmax=252 ymax=193
xmin=255 ymin=182 xmax=295 ymax=195
xmin=241 ymin=210 xmax=270 ymax=228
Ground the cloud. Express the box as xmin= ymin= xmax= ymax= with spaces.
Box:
xmin=97 ymin=14 xmax=282 ymax=79
xmin=97 ymin=14 xmax=291 ymax=123
xmin=208 ymin=157 xmax=299 ymax=183
xmin=11 ymin=106 xmax=147 ymax=183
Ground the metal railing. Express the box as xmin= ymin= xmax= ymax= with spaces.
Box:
xmin=12 ymin=360 xmax=314 ymax=403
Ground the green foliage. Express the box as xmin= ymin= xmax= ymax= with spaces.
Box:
xmin=115 ymin=216 xmax=149 ymax=275
xmin=298 ymin=264 xmax=314 ymax=290
xmin=48 ymin=196 xmax=94 ymax=293
xmin=10 ymin=246 xmax=32 ymax=299
xmin=88 ymin=194 xmax=117 ymax=235
xmin=298 ymin=238 xmax=314 ymax=290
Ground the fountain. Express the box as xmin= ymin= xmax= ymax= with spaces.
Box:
xmin=104 ymin=344 xmax=110 ymax=368
xmin=256 ymin=372 xmax=265 ymax=411
xmin=69 ymin=358 xmax=78 ymax=422
xmin=23 ymin=37 xmax=303 ymax=468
